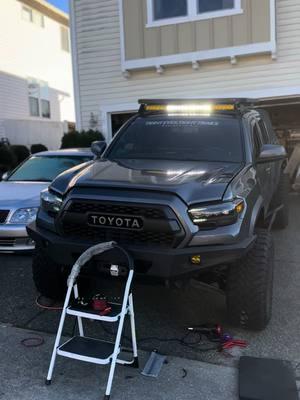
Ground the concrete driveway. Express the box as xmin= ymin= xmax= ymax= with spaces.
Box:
xmin=1 ymin=194 xmax=300 ymax=371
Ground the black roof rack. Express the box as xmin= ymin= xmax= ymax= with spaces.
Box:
xmin=138 ymin=98 xmax=258 ymax=106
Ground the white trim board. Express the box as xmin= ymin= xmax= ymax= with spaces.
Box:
xmin=119 ymin=0 xmax=276 ymax=72
xmin=146 ymin=0 xmax=242 ymax=28
xmin=123 ymin=42 xmax=275 ymax=71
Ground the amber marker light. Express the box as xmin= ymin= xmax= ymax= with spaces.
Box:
xmin=191 ymin=255 xmax=201 ymax=265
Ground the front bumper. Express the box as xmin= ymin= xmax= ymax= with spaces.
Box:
xmin=27 ymin=222 xmax=255 ymax=278
xmin=0 ymin=224 xmax=35 ymax=252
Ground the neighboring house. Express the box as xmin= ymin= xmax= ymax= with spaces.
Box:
xmin=70 ymin=0 xmax=300 ymax=141
xmin=0 ymin=0 xmax=75 ymax=149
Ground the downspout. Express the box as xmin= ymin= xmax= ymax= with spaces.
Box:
xmin=69 ymin=0 xmax=82 ymax=130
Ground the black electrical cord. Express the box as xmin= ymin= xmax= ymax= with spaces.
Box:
xmin=294 ymin=362 xmax=300 ymax=381
xmin=100 ymin=321 xmax=220 ymax=353
xmin=21 ymin=335 xmax=45 ymax=348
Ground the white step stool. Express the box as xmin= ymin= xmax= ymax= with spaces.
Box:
xmin=45 ymin=241 xmax=138 ymax=400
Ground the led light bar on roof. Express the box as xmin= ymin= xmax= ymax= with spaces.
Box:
xmin=143 ymin=103 xmax=235 ymax=113
xmin=139 ymin=98 xmax=256 ymax=114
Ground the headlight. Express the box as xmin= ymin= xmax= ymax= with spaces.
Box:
xmin=188 ymin=199 xmax=245 ymax=228
xmin=41 ymin=188 xmax=63 ymax=214
xmin=9 ymin=208 xmax=38 ymax=224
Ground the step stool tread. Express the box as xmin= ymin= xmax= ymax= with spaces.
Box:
xmin=67 ymin=303 xmax=125 ymax=321
xmin=58 ymin=336 xmax=117 ymax=361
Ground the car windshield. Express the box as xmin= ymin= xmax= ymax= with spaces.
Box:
xmin=8 ymin=155 xmax=92 ymax=182
xmin=107 ymin=115 xmax=243 ymax=163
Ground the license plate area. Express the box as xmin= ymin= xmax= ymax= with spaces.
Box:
xmin=87 ymin=213 xmax=144 ymax=231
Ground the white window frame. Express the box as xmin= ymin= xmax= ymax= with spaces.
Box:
xmin=146 ymin=0 xmax=242 ymax=28
xmin=60 ymin=26 xmax=70 ymax=52
xmin=28 ymin=79 xmax=51 ymax=119
xmin=21 ymin=5 xmax=45 ymax=27
xmin=22 ymin=6 xmax=33 ymax=22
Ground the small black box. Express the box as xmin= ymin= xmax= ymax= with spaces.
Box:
xmin=239 ymin=356 xmax=298 ymax=400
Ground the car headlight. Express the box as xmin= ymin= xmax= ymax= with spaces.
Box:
xmin=9 ymin=208 xmax=38 ymax=224
xmin=188 ymin=199 xmax=245 ymax=228
xmin=40 ymin=188 xmax=63 ymax=214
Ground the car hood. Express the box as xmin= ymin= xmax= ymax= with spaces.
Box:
xmin=52 ymin=159 xmax=243 ymax=205
xmin=0 ymin=182 xmax=48 ymax=208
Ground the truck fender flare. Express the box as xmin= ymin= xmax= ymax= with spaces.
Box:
xmin=249 ymin=195 xmax=264 ymax=235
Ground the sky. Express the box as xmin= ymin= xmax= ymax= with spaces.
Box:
xmin=46 ymin=0 xmax=69 ymax=13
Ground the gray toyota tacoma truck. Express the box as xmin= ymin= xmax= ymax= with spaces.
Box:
xmin=27 ymin=99 xmax=289 ymax=330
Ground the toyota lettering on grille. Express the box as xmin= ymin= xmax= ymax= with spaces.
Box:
xmin=87 ymin=213 xmax=144 ymax=230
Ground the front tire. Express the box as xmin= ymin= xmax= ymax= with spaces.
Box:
xmin=226 ymin=229 xmax=274 ymax=331
xmin=32 ymin=245 xmax=68 ymax=300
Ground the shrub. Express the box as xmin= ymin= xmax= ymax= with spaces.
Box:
xmin=0 ymin=146 xmax=16 ymax=172
xmin=61 ymin=130 xmax=105 ymax=149
xmin=31 ymin=144 xmax=48 ymax=154
xmin=10 ymin=145 xmax=30 ymax=164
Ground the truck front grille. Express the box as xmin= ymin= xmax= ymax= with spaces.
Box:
xmin=68 ymin=202 xmax=165 ymax=220
xmin=61 ymin=200 xmax=184 ymax=248
xmin=63 ymin=223 xmax=175 ymax=247
xmin=0 ymin=210 xmax=9 ymax=224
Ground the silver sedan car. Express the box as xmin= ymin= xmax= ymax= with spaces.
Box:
xmin=0 ymin=148 xmax=93 ymax=252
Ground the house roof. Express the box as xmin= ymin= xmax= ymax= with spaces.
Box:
xmin=18 ymin=0 xmax=69 ymax=26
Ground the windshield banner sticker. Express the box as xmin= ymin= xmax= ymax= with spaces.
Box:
xmin=145 ymin=120 xmax=219 ymax=127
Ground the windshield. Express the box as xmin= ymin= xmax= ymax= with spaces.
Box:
xmin=8 ymin=155 xmax=92 ymax=182
xmin=107 ymin=115 xmax=243 ymax=163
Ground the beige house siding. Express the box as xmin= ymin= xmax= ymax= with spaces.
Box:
xmin=71 ymin=0 xmax=300 ymax=138
xmin=123 ymin=0 xmax=271 ymax=61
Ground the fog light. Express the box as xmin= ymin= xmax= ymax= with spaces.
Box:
xmin=191 ymin=255 xmax=201 ymax=265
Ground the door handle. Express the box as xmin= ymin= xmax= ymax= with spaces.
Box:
xmin=265 ymin=167 xmax=271 ymax=174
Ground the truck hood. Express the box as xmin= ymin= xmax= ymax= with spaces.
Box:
xmin=0 ymin=181 xmax=48 ymax=208
xmin=51 ymin=159 xmax=243 ymax=205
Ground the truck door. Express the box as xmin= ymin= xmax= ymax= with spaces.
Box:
xmin=258 ymin=117 xmax=281 ymax=189
xmin=251 ymin=120 xmax=273 ymax=209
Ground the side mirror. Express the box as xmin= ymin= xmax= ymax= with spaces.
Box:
xmin=257 ymin=144 xmax=286 ymax=163
xmin=91 ymin=141 xmax=107 ymax=158
xmin=1 ymin=171 xmax=9 ymax=181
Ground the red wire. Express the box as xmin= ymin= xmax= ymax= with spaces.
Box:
xmin=35 ymin=295 xmax=63 ymax=311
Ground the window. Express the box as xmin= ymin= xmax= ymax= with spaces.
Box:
xmin=60 ymin=26 xmax=70 ymax=52
xmin=28 ymin=79 xmax=40 ymax=117
xmin=107 ymin=116 xmax=243 ymax=163
xmin=153 ymin=0 xmax=187 ymax=20
xmin=198 ymin=0 xmax=234 ymax=13
xmin=28 ymin=79 xmax=51 ymax=119
xmin=252 ymin=122 xmax=262 ymax=158
xmin=32 ymin=10 xmax=45 ymax=27
xmin=258 ymin=119 xmax=269 ymax=144
xmin=147 ymin=0 xmax=242 ymax=27
xmin=22 ymin=6 xmax=32 ymax=22
xmin=41 ymin=100 xmax=51 ymax=118
xmin=22 ymin=6 xmax=44 ymax=27
xmin=29 ymin=97 xmax=40 ymax=117
xmin=8 ymin=156 xmax=93 ymax=182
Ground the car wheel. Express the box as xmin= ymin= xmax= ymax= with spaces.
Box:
xmin=226 ymin=229 xmax=274 ymax=331
xmin=32 ymin=244 xmax=68 ymax=300
xmin=273 ymin=173 xmax=290 ymax=229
